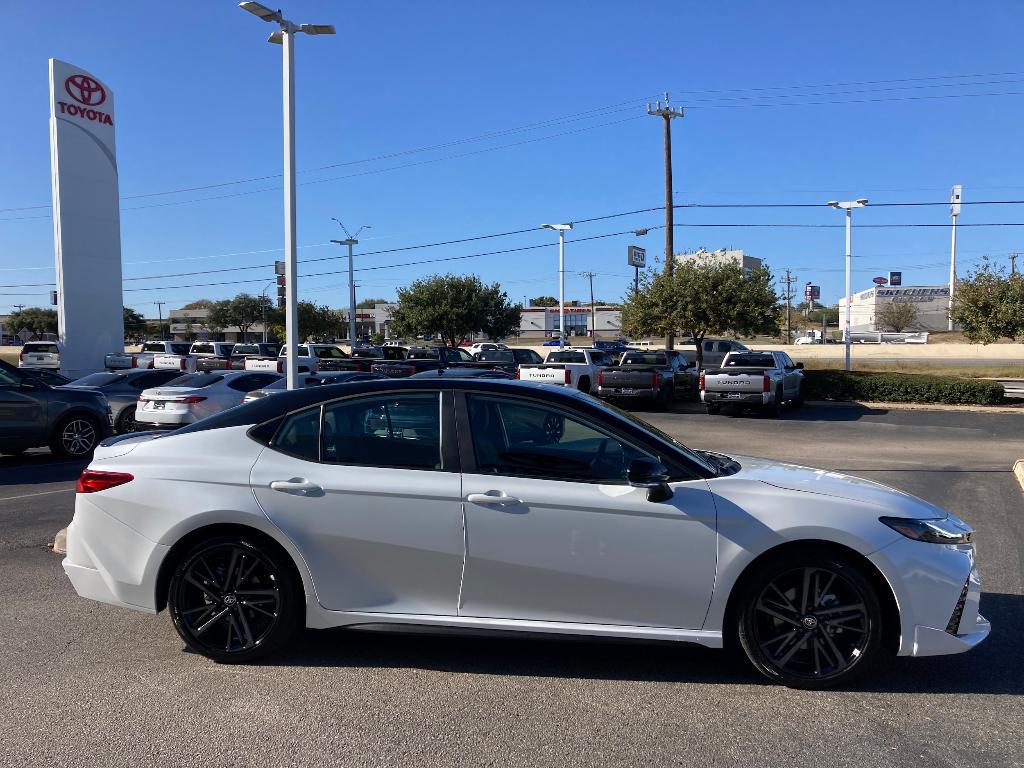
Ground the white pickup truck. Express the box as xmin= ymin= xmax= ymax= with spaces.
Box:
xmin=153 ymin=341 xmax=236 ymax=373
xmin=517 ymin=348 xmax=617 ymax=394
xmin=105 ymin=340 xmax=192 ymax=371
xmin=700 ymin=350 xmax=805 ymax=417
xmin=244 ymin=343 xmax=358 ymax=374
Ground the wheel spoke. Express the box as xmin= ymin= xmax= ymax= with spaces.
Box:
xmin=820 ymin=627 xmax=849 ymax=672
xmin=241 ymin=601 xmax=277 ymax=619
xmin=813 ymin=572 xmax=837 ymax=609
xmin=755 ymin=603 xmax=802 ymax=628
xmin=767 ymin=582 xmax=798 ymax=613
xmin=799 ymin=568 xmax=813 ymax=613
xmin=222 ymin=549 xmax=241 ymax=592
xmin=185 ymin=574 xmax=220 ymax=604
xmin=236 ymin=556 xmax=260 ymax=589
xmin=194 ymin=606 xmax=232 ymax=636
xmin=236 ymin=608 xmax=256 ymax=648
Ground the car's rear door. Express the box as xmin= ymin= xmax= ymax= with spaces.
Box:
xmin=456 ymin=391 xmax=717 ymax=629
xmin=250 ymin=388 xmax=465 ymax=616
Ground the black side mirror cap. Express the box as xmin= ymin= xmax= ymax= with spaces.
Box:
xmin=627 ymin=458 xmax=674 ymax=502
xmin=795 ymin=362 xmax=804 ymax=369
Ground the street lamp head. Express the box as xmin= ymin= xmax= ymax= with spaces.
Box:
xmin=299 ymin=23 xmax=336 ymax=35
xmin=827 ymin=201 xmax=839 ymax=209
xmin=267 ymin=29 xmax=284 ymax=44
xmin=239 ymin=2 xmax=281 ymax=22
xmin=542 ymin=223 xmax=573 ymax=231
xmin=634 ymin=228 xmax=650 ymax=236
xmin=828 ymin=199 xmax=868 ymax=210
xmin=855 ymin=198 xmax=869 ymax=206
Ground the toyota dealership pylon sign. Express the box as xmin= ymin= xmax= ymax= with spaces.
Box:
xmin=49 ymin=59 xmax=124 ymax=377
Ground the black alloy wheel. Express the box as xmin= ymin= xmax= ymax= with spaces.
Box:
xmin=738 ymin=556 xmax=882 ymax=688
xmin=116 ymin=406 xmax=137 ymax=434
xmin=50 ymin=415 xmax=99 ymax=458
xmin=168 ymin=537 xmax=299 ymax=663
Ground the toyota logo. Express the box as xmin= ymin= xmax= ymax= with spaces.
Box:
xmin=64 ymin=74 xmax=106 ymax=107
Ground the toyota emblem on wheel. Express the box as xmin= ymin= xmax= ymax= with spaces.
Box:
xmin=64 ymin=74 xmax=106 ymax=107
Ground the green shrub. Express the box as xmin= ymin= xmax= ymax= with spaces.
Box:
xmin=803 ymin=370 xmax=1005 ymax=405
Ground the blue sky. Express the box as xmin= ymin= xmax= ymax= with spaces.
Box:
xmin=3 ymin=0 xmax=1023 ymax=317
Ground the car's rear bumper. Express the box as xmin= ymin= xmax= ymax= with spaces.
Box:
xmin=135 ymin=412 xmax=194 ymax=428
xmin=19 ymin=361 xmax=61 ymax=369
xmin=62 ymin=497 xmax=166 ymax=613
xmin=701 ymin=391 xmax=770 ymax=405
xmin=597 ymin=387 xmax=658 ymax=400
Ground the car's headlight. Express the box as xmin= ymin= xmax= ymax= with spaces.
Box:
xmin=879 ymin=516 xmax=973 ymax=545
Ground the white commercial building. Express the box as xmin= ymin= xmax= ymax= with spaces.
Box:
xmin=675 ymin=248 xmax=762 ymax=275
xmin=837 ymin=285 xmax=953 ymax=333
xmin=519 ymin=306 xmax=623 ymax=340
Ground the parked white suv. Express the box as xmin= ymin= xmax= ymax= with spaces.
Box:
xmin=18 ymin=341 xmax=62 ymax=370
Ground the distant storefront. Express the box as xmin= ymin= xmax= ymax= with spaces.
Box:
xmin=518 ymin=306 xmax=623 ymax=339
xmin=837 ymin=285 xmax=953 ymax=332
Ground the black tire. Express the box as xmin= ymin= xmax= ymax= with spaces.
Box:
xmin=655 ymin=385 xmax=673 ymax=411
xmin=736 ymin=552 xmax=883 ymax=689
xmin=168 ymin=535 xmax=301 ymax=663
xmin=577 ymin=377 xmax=591 ymax=393
xmin=115 ymin=406 xmax=137 ymax=435
xmin=705 ymin=403 xmax=720 ymax=415
xmin=765 ymin=386 xmax=783 ymax=419
xmin=49 ymin=414 xmax=100 ymax=459
xmin=793 ymin=382 xmax=805 ymax=407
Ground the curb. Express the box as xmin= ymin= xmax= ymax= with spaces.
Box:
xmin=1014 ymin=461 xmax=1024 ymax=494
xmin=50 ymin=528 xmax=67 ymax=556
xmin=806 ymin=400 xmax=1024 ymax=414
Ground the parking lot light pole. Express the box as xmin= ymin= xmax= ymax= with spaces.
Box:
xmin=827 ymin=199 xmax=868 ymax=371
xmin=239 ymin=2 xmax=335 ymax=389
xmin=542 ymin=223 xmax=573 ymax=349
xmin=331 ymin=220 xmax=371 ymax=349
xmin=260 ymin=281 xmax=275 ymax=343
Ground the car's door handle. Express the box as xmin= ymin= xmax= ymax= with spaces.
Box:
xmin=466 ymin=492 xmax=522 ymax=506
xmin=270 ymin=479 xmax=322 ymax=495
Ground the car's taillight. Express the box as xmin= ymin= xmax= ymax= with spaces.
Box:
xmin=315 ymin=362 xmax=322 ymax=372
xmin=564 ymin=369 xmax=571 ymax=384
xmin=76 ymin=470 xmax=134 ymax=494
xmin=699 ymin=373 xmax=705 ymax=391
xmin=763 ymin=374 xmax=771 ymax=393
xmin=179 ymin=358 xmax=187 ymax=370
xmin=225 ymin=359 xmax=233 ymax=370
xmin=181 ymin=396 xmax=207 ymax=404
xmin=597 ymin=370 xmax=604 ymax=386
xmin=515 ymin=367 xmax=521 ymax=379
xmin=130 ymin=355 xmax=138 ymax=368
xmin=652 ymin=371 xmax=661 ymax=388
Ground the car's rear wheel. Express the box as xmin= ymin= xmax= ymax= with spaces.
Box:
xmin=50 ymin=415 xmax=100 ymax=459
xmin=793 ymin=382 xmax=806 ymax=407
xmin=705 ymin=403 xmax=720 ymax=415
xmin=765 ymin=386 xmax=783 ymax=418
xmin=577 ymin=377 xmax=590 ymax=393
xmin=115 ymin=406 xmax=137 ymax=434
xmin=737 ymin=554 xmax=883 ymax=689
xmin=168 ymin=536 xmax=300 ymax=663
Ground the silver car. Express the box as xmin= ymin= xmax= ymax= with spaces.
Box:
xmin=62 ymin=369 xmax=183 ymax=434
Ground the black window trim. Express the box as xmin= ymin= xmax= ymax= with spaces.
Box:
xmin=453 ymin=389 xmax=704 ymax=484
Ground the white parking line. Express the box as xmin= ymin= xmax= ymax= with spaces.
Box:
xmin=0 ymin=488 xmax=76 ymax=503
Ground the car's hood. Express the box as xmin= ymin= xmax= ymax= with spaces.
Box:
xmin=729 ymin=454 xmax=947 ymax=520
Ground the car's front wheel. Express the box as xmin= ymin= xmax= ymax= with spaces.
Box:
xmin=50 ymin=414 xmax=100 ymax=459
xmin=737 ymin=553 xmax=883 ymax=689
xmin=168 ymin=536 xmax=301 ymax=663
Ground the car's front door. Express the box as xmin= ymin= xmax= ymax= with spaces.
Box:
xmin=457 ymin=393 xmax=718 ymax=629
xmin=0 ymin=367 xmax=46 ymax=448
xmin=251 ymin=390 xmax=465 ymax=615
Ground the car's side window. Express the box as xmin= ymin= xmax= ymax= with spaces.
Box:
xmin=466 ymin=395 xmax=655 ymax=484
xmin=703 ymin=341 xmax=715 ymax=352
xmin=716 ymin=342 xmax=731 ymax=353
xmin=271 ymin=406 xmax=322 ymax=462
xmin=322 ymin=393 xmax=442 ymax=470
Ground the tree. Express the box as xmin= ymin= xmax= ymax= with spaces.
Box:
xmin=297 ymin=301 xmax=341 ymax=341
xmin=621 ymin=259 xmax=778 ymax=369
xmin=7 ymin=307 xmax=58 ymax=336
xmin=207 ymin=293 xmax=272 ymax=341
xmin=389 ymin=274 xmax=522 ymax=347
xmin=357 ymin=297 xmax=389 ymax=309
xmin=949 ymin=258 xmax=1024 ymax=342
xmin=181 ymin=299 xmax=215 ymax=310
xmin=123 ymin=307 xmax=147 ymax=343
xmin=529 ymin=295 xmax=558 ymax=307
xmin=875 ymin=300 xmax=920 ymax=333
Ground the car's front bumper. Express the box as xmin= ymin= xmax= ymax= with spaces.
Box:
xmin=869 ymin=537 xmax=990 ymax=657
xmin=62 ymin=496 xmax=166 ymax=613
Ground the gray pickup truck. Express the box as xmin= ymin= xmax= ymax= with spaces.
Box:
xmin=196 ymin=342 xmax=281 ymax=372
xmin=700 ymin=350 xmax=804 ymax=417
xmin=596 ymin=350 xmax=698 ymax=409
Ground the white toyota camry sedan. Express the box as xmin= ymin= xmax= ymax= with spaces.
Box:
xmin=62 ymin=379 xmax=988 ymax=688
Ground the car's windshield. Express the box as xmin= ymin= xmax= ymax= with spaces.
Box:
xmin=621 ymin=353 xmax=666 ymax=365
xmin=351 ymin=348 xmax=382 ymax=358
xmin=232 ymin=345 xmax=259 ymax=355
xmin=163 ymin=374 xmax=224 ymax=388
xmin=724 ymin=354 xmax=776 ymax=367
xmin=547 ymin=351 xmax=586 ymax=363
xmin=70 ymin=372 xmax=122 ymax=387
xmin=190 ymin=343 xmax=219 ymax=355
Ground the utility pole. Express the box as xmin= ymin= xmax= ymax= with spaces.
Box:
xmin=580 ymin=271 xmax=597 ymax=341
xmin=949 ymin=185 xmax=962 ymax=331
xmin=1011 ymin=252 xmax=1019 ymax=275
xmin=648 ymin=92 xmax=683 ymax=350
xmin=331 ymin=219 xmax=371 ymax=350
xmin=781 ymin=270 xmax=796 ymax=344
xmin=12 ymin=304 xmax=25 ymax=313
xmin=155 ymin=301 xmax=166 ymax=339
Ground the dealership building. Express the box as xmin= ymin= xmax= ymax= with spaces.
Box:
xmin=837 ymin=285 xmax=953 ymax=332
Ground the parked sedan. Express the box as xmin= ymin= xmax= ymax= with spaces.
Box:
xmin=0 ymin=360 xmax=111 ymax=458
xmin=19 ymin=368 xmax=72 ymax=387
xmin=242 ymin=371 xmax=387 ymax=404
xmin=62 ymin=369 xmax=184 ymax=434
xmin=135 ymin=371 xmax=281 ymax=430
xmin=63 ymin=379 xmax=987 ymax=688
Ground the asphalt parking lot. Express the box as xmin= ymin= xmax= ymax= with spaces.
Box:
xmin=0 ymin=404 xmax=1022 ymax=768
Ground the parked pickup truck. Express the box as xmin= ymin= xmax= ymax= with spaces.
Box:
xmin=700 ymin=350 xmax=804 ymax=417
xmin=371 ymin=346 xmax=475 ymax=378
xmin=153 ymin=341 xmax=237 ymax=373
xmin=517 ymin=348 xmax=616 ymax=394
xmin=244 ymin=343 xmax=363 ymax=374
xmin=462 ymin=348 xmax=544 ymax=376
xmin=195 ymin=342 xmax=281 ymax=372
xmin=596 ymin=349 xmax=698 ymax=408
xmin=105 ymin=340 xmax=191 ymax=371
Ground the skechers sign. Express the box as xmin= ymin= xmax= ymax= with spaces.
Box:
xmin=57 ymin=74 xmax=114 ymax=126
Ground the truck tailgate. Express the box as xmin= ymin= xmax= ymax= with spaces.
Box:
xmin=703 ymin=368 xmax=767 ymax=392
xmin=519 ymin=365 xmax=570 ymax=385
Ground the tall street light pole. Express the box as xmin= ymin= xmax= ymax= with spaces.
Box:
xmin=239 ymin=2 xmax=335 ymax=390
xmin=331 ymin=220 xmax=371 ymax=350
xmin=543 ymin=223 xmax=573 ymax=349
xmin=949 ymin=184 xmax=962 ymax=331
xmin=828 ymin=198 xmax=868 ymax=372
xmin=648 ymin=93 xmax=683 ymax=350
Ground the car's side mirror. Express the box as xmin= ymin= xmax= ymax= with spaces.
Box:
xmin=627 ymin=458 xmax=674 ymax=503
xmin=795 ymin=362 xmax=804 ymax=369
